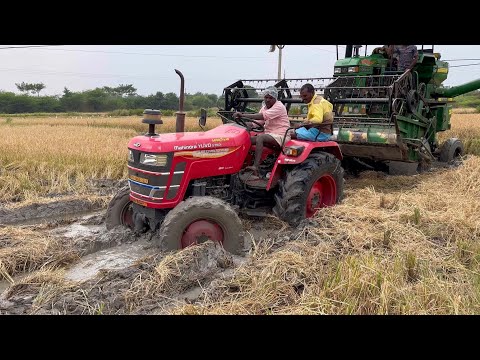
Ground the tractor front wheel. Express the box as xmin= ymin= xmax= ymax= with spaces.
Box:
xmin=105 ymin=186 xmax=134 ymax=230
xmin=155 ymin=196 xmax=245 ymax=255
xmin=273 ymin=152 xmax=344 ymax=227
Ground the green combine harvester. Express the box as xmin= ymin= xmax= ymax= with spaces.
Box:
xmin=325 ymin=44 xmax=480 ymax=174
xmin=221 ymin=44 xmax=480 ymax=175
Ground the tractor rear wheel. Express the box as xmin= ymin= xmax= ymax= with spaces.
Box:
xmin=156 ymin=196 xmax=245 ymax=255
xmin=105 ymin=186 xmax=134 ymax=230
xmin=273 ymin=152 xmax=344 ymax=227
xmin=439 ymin=138 xmax=464 ymax=164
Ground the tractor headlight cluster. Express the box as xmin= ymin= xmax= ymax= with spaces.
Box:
xmin=128 ymin=150 xmax=134 ymax=162
xmin=348 ymin=66 xmax=359 ymax=73
xmin=334 ymin=67 xmax=341 ymax=74
xmin=140 ymin=153 xmax=168 ymax=166
xmin=284 ymin=146 xmax=305 ymax=157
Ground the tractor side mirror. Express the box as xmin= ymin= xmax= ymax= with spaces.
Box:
xmin=199 ymin=108 xmax=207 ymax=127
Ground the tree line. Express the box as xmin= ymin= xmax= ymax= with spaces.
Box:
xmin=0 ymin=83 xmax=228 ymax=114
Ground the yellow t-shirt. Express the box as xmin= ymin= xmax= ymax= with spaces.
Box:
xmin=307 ymin=94 xmax=333 ymax=124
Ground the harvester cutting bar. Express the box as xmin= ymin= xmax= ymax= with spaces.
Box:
xmin=224 ymin=77 xmax=336 ymax=94
xmin=236 ymin=97 xmax=304 ymax=104
xmin=333 ymin=98 xmax=390 ymax=103
xmin=335 ymin=117 xmax=393 ymax=125
xmin=223 ymin=77 xmax=336 ymax=113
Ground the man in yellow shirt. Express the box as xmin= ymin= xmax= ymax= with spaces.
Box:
xmin=294 ymin=83 xmax=334 ymax=141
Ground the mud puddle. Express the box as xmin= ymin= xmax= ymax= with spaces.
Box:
xmin=65 ymin=239 xmax=154 ymax=282
xmin=48 ymin=212 xmax=106 ymax=238
xmin=0 ymin=198 xmax=106 ymax=226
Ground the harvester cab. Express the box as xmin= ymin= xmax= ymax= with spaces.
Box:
xmin=325 ymin=44 xmax=480 ymax=174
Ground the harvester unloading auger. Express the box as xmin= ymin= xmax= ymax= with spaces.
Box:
xmin=221 ymin=45 xmax=480 ymax=174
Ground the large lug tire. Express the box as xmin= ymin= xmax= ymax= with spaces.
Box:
xmin=439 ymin=138 xmax=464 ymax=163
xmin=105 ymin=186 xmax=134 ymax=230
xmin=273 ymin=152 xmax=344 ymax=227
xmin=156 ymin=196 xmax=245 ymax=255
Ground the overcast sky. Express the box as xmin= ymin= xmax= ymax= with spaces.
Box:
xmin=1 ymin=45 xmax=479 ymax=96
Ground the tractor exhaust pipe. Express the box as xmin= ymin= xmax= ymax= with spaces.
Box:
xmin=175 ymin=69 xmax=186 ymax=132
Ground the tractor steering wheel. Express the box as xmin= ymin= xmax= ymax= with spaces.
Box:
xmin=239 ymin=117 xmax=265 ymax=133
xmin=217 ymin=113 xmax=265 ymax=133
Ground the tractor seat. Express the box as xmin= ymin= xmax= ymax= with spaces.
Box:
xmin=293 ymin=123 xmax=333 ymax=142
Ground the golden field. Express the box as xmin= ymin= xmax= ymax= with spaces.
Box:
xmin=0 ymin=116 xmax=221 ymax=202
xmin=1 ymin=113 xmax=480 ymax=314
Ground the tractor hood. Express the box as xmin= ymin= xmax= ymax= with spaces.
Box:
xmin=128 ymin=123 xmax=250 ymax=153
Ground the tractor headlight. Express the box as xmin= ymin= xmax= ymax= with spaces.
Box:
xmin=128 ymin=150 xmax=134 ymax=162
xmin=334 ymin=67 xmax=341 ymax=74
xmin=284 ymin=146 xmax=305 ymax=157
xmin=140 ymin=153 xmax=168 ymax=166
xmin=348 ymin=66 xmax=359 ymax=73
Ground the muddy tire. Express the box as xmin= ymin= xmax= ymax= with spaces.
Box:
xmin=439 ymin=138 xmax=464 ymax=163
xmin=273 ymin=152 xmax=344 ymax=227
xmin=105 ymin=186 xmax=134 ymax=230
xmin=156 ymin=196 xmax=245 ymax=255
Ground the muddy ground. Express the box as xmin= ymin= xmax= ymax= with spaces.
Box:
xmin=0 ymin=180 xmax=307 ymax=315
xmin=0 ymin=161 xmax=462 ymax=315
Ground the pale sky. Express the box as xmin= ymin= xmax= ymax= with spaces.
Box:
xmin=0 ymin=45 xmax=479 ymax=96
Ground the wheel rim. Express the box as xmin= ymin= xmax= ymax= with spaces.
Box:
xmin=181 ymin=220 xmax=225 ymax=249
xmin=454 ymin=147 xmax=462 ymax=159
xmin=306 ymin=174 xmax=336 ymax=218
xmin=121 ymin=202 xmax=135 ymax=229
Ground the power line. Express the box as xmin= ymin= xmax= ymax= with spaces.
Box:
xmin=27 ymin=46 xmax=267 ymax=59
xmin=303 ymin=45 xmax=337 ymax=53
xmin=449 ymin=62 xmax=480 ymax=68
xmin=443 ymin=58 xmax=480 ymax=62
xmin=0 ymin=45 xmax=63 ymax=50
xmin=0 ymin=66 xmax=260 ymax=82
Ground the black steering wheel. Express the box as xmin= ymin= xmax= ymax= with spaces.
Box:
xmin=240 ymin=117 xmax=265 ymax=133
xmin=217 ymin=113 xmax=265 ymax=133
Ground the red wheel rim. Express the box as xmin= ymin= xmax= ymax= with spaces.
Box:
xmin=306 ymin=174 xmax=336 ymax=218
xmin=181 ymin=220 xmax=225 ymax=248
xmin=121 ymin=203 xmax=135 ymax=229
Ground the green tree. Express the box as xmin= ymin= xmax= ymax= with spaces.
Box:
xmin=15 ymin=81 xmax=29 ymax=94
xmin=116 ymin=84 xmax=137 ymax=97
xmin=15 ymin=82 xmax=46 ymax=96
xmin=163 ymin=92 xmax=179 ymax=110
xmin=31 ymin=83 xmax=46 ymax=97
xmin=102 ymin=84 xmax=137 ymax=97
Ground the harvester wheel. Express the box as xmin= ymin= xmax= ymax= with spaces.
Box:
xmin=156 ymin=196 xmax=245 ymax=255
xmin=439 ymin=138 xmax=464 ymax=164
xmin=273 ymin=152 xmax=344 ymax=227
xmin=105 ymin=186 xmax=134 ymax=230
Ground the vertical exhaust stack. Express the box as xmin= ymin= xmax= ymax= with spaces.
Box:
xmin=175 ymin=69 xmax=186 ymax=133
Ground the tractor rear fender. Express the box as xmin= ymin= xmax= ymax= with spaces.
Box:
xmin=266 ymin=140 xmax=342 ymax=191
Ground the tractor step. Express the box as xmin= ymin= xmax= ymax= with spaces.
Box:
xmin=238 ymin=171 xmax=269 ymax=189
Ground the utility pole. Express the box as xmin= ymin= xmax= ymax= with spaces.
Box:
xmin=269 ymin=45 xmax=285 ymax=81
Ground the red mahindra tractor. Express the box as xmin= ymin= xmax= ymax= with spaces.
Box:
xmin=106 ymin=70 xmax=344 ymax=254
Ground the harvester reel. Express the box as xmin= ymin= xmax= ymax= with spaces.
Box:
xmin=394 ymin=72 xmax=413 ymax=99
xmin=229 ymin=88 xmax=248 ymax=112
xmin=275 ymin=80 xmax=293 ymax=112
xmin=418 ymin=82 xmax=426 ymax=98
xmin=406 ymin=90 xmax=420 ymax=113
xmin=392 ymin=98 xmax=404 ymax=115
